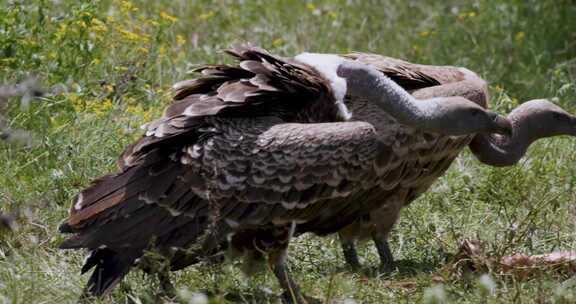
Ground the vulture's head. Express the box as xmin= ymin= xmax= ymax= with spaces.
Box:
xmin=510 ymin=99 xmax=576 ymax=138
xmin=424 ymin=97 xmax=513 ymax=136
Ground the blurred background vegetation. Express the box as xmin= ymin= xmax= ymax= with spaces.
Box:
xmin=0 ymin=0 xmax=575 ymax=303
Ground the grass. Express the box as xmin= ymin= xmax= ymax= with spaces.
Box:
xmin=0 ymin=0 xmax=575 ymax=303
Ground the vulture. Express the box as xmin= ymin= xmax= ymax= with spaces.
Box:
xmin=58 ymin=45 xmax=571 ymax=303
xmin=333 ymin=53 xmax=576 ymax=273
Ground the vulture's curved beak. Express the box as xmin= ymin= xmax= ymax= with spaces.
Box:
xmin=489 ymin=112 xmax=513 ymax=136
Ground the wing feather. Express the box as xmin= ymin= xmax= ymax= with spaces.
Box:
xmin=342 ymin=53 xmax=443 ymax=90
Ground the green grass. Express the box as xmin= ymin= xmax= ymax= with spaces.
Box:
xmin=1 ymin=0 xmax=575 ymax=303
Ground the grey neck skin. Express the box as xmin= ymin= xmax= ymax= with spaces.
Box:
xmin=469 ymin=119 xmax=532 ymax=167
xmin=337 ymin=61 xmax=510 ymax=136
xmin=338 ymin=62 xmax=433 ymax=126
xmin=469 ymin=100 xmax=576 ymax=167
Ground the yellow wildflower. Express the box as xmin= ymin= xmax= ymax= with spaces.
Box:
xmin=55 ymin=23 xmax=68 ymax=40
xmin=120 ymin=1 xmax=137 ymax=14
xmin=126 ymin=103 xmax=143 ymax=115
xmin=159 ymin=46 xmax=167 ymax=57
xmin=419 ymin=31 xmax=430 ymax=38
xmin=68 ymin=92 xmax=84 ymax=112
xmin=137 ymin=47 xmax=150 ymax=54
xmin=160 ymin=11 xmax=178 ymax=23
xmin=272 ymin=38 xmax=285 ymax=46
xmin=146 ymin=19 xmax=160 ymax=27
xmin=126 ymin=103 xmax=153 ymax=122
xmin=90 ymin=18 xmax=108 ymax=34
xmin=22 ymin=39 xmax=37 ymax=48
xmin=306 ymin=3 xmax=321 ymax=15
xmin=74 ymin=20 xmax=87 ymax=28
xmin=515 ymin=31 xmax=525 ymax=43
xmin=176 ymin=34 xmax=186 ymax=46
xmin=327 ymin=10 xmax=337 ymax=19
xmin=468 ymin=11 xmax=477 ymax=17
xmin=91 ymin=98 xmax=113 ymax=117
xmin=118 ymin=28 xmax=150 ymax=43
xmin=199 ymin=11 xmax=215 ymax=20
xmin=142 ymin=109 xmax=152 ymax=122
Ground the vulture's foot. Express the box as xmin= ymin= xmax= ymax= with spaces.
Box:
xmin=373 ymin=234 xmax=395 ymax=274
xmin=339 ymin=238 xmax=361 ymax=271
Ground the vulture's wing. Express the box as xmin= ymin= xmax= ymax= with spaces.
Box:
xmin=118 ymin=45 xmax=345 ymax=170
xmin=61 ymin=120 xmax=384 ymax=240
xmin=342 ymin=53 xmax=445 ymax=90
xmin=343 ymin=52 xmax=488 ymax=108
xmin=59 ymin=118 xmax=386 ymax=295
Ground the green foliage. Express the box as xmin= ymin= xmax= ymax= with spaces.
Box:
xmin=0 ymin=0 xmax=575 ymax=303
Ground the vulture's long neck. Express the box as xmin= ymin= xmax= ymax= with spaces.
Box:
xmin=356 ymin=68 xmax=435 ymax=126
xmin=469 ymin=100 xmax=576 ymax=166
xmin=469 ymin=119 xmax=534 ymax=167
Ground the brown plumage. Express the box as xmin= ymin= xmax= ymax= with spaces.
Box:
xmin=59 ymin=46 xmax=517 ymax=303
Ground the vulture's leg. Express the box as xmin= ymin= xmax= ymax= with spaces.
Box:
xmin=269 ymin=247 xmax=319 ymax=304
xmin=265 ymin=224 xmax=321 ymax=304
xmin=372 ymin=233 xmax=394 ymax=273
xmin=339 ymin=235 xmax=361 ymax=270
xmin=157 ymin=270 xmax=176 ymax=299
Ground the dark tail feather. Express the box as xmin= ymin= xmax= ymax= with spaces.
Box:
xmin=80 ymin=248 xmax=135 ymax=298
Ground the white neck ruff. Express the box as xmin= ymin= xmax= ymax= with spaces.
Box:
xmin=294 ymin=52 xmax=352 ymax=120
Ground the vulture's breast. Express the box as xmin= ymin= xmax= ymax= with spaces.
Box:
xmin=307 ymin=99 xmax=474 ymax=236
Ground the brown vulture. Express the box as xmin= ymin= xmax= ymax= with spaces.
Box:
xmin=59 ymin=45 xmax=527 ymax=303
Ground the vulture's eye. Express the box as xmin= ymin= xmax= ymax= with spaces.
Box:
xmin=553 ymin=112 xmax=563 ymax=120
xmin=471 ymin=109 xmax=482 ymax=116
